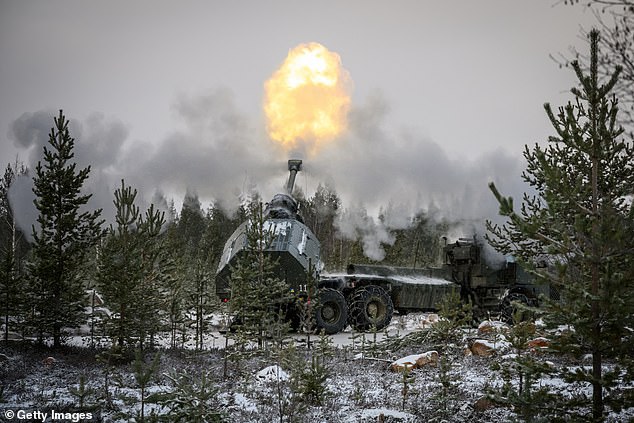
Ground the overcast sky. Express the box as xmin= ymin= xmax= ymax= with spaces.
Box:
xmin=0 ymin=1 xmax=598 ymax=257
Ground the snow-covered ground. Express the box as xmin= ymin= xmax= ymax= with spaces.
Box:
xmin=1 ymin=313 xmax=633 ymax=422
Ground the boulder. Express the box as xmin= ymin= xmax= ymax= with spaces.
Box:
xmin=469 ymin=339 xmax=495 ymax=357
xmin=527 ymin=337 xmax=549 ymax=350
xmin=477 ymin=320 xmax=509 ymax=335
xmin=390 ymin=350 xmax=438 ymax=372
xmin=467 ymin=337 xmax=512 ymax=357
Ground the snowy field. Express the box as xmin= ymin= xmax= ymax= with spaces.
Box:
xmin=1 ymin=312 xmax=633 ymax=422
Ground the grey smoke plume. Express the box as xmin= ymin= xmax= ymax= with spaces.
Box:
xmin=306 ymin=92 xmax=529 ymax=261
xmin=130 ymin=88 xmax=283 ymax=210
xmin=7 ymin=110 xmax=131 ymax=239
xmin=6 ymin=89 xmax=530 ymax=260
xmin=6 ymin=90 xmax=276 ymax=238
xmin=335 ymin=206 xmax=397 ymax=262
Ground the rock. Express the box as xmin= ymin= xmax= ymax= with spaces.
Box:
xmin=469 ymin=339 xmax=495 ymax=357
xmin=467 ymin=337 xmax=512 ymax=357
xmin=390 ymin=351 xmax=439 ymax=372
xmin=473 ymin=396 xmax=496 ymax=412
xmin=527 ymin=337 xmax=549 ymax=350
xmin=477 ymin=320 xmax=509 ymax=334
xmin=415 ymin=351 xmax=438 ymax=368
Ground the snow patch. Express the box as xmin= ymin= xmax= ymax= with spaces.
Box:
xmin=256 ymin=365 xmax=289 ymax=383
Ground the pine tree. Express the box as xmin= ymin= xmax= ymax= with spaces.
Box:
xmin=135 ymin=202 xmax=168 ymax=350
xmin=487 ymin=311 xmax=557 ymax=421
xmin=97 ymin=180 xmax=143 ymax=348
xmin=163 ymin=222 xmax=187 ymax=349
xmin=157 ymin=369 xmax=225 ymax=422
xmin=97 ymin=180 xmax=168 ymax=350
xmin=0 ymin=161 xmax=29 ymax=342
xmin=487 ymin=30 xmax=634 ymax=421
xmin=178 ymin=192 xmax=212 ymax=350
xmin=29 ymin=110 xmax=104 ymax=347
xmin=430 ymin=288 xmax=472 ymax=345
xmin=132 ymin=349 xmax=161 ymax=423
xmin=302 ymin=184 xmax=341 ymax=267
xmin=384 ymin=211 xmax=450 ymax=268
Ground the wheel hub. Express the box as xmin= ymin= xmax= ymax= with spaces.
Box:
xmin=322 ymin=304 xmax=336 ymax=321
xmin=367 ymin=302 xmax=379 ymax=318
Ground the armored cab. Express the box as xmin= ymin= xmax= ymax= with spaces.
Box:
xmin=215 ymin=160 xmax=321 ymax=302
xmin=442 ymin=237 xmax=553 ymax=320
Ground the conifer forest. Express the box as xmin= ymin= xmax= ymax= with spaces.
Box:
xmin=2 ymin=2 xmax=634 ymax=422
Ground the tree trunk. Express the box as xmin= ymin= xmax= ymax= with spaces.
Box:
xmin=590 ymin=84 xmax=603 ymax=420
xmin=53 ymin=323 xmax=61 ymax=348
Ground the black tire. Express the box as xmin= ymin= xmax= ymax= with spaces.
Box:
xmin=501 ymin=292 xmax=531 ymax=323
xmin=348 ymin=285 xmax=394 ymax=331
xmin=315 ymin=289 xmax=348 ymax=335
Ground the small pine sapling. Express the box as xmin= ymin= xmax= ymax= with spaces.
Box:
xmin=399 ymin=365 xmax=415 ymax=412
xmin=96 ymin=345 xmax=126 ymax=409
xmin=297 ymin=261 xmax=320 ymax=348
xmin=488 ymin=310 xmax=555 ymax=421
xmin=430 ymin=356 xmax=461 ymax=420
xmin=68 ymin=374 xmax=96 ymax=411
xmin=156 ymin=369 xmax=225 ymax=423
xmin=431 ymin=289 xmax=473 ymax=347
xmin=133 ymin=349 xmax=161 ymax=423
xmin=298 ymin=355 xmax=330 ymax=406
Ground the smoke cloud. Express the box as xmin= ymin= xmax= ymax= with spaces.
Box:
xmin=306 ymin=92 xmax=529 ymax=260
xmin=134 ymin=88 xmax=282 ymax=210
xmin=6 ymin=89 xmax=529 ymax=260
xmin=7 ymin=110 xmax=132 ymax=238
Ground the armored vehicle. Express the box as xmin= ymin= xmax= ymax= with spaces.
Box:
xmin=215 ymin=160 xmax=549 ymax=334
xmin=215 ymin=160 xmax=322 ymax=300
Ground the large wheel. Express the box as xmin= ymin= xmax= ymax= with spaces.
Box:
xmin=348 ymin=285 xmax=394 ymax=331
xmin=315 ymin=289 xmax=348 ymax=335
xmin=500 ymin=292 xmax=531 ymax=323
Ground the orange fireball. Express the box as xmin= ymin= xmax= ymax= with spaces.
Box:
xmin=264 ymin=42 xmax=352 ymax=154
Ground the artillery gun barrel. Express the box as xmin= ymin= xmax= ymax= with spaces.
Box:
xmin=286 ymin=159 xmax=303 ymax=194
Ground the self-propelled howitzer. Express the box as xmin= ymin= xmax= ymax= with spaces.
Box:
xmin=215 ymin=161 xmax=550 ymax=334
xmin=215 ymin=159 xmax=322 ymax=305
